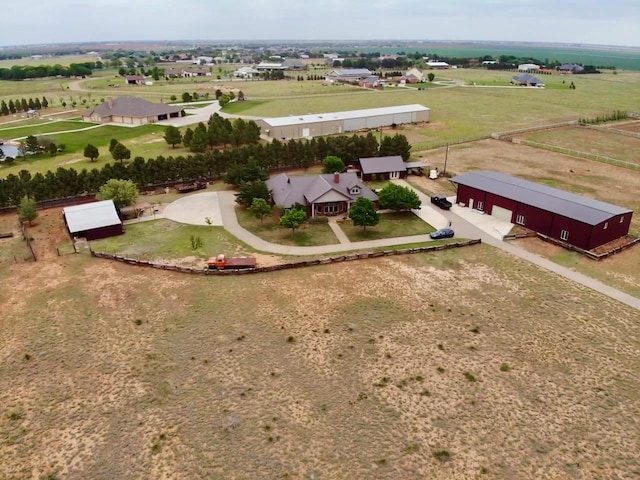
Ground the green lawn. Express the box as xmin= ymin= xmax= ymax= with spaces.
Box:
xmin=89 ymin=219 xmax=254 ymax=261
xmin=0 ymin=124 xmax=168 ymax=177
xmin=0 ymin=120 xmax=94 ymax=140
xmin=235 ymin=207 xmax=339 ymax=246
xmin=339 ymin=211 xmax=435 ymax=241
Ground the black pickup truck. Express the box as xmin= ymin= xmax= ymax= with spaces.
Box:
xmin=430 ymin=195 xmax=452 ymax=210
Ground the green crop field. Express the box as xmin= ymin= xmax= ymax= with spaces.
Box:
xmin=357 ymin=43 xmax=640 ymax=70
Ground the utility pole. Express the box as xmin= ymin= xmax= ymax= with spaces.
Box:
xmin=443 ymin=144 xmax=449 ymax=175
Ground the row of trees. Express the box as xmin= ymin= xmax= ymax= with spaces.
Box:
xmin=0 ymin=132 xmax=412 ymax=207
xmin=177 ymin=114 xmax=261 ymax=152
xmin=0 ymin=97 xmax=49 ymax=116
xmin=0 ymin=62 xmax=100 ymax=81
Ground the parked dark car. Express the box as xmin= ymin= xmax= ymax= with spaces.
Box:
xmin=430 ymin=228 xmax=455 ymax=239
xmin=430 ymin=195 xmax=452 ymax=210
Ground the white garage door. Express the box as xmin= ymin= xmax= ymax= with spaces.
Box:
xmin=491 ymin=205 xmax=513 ymax=223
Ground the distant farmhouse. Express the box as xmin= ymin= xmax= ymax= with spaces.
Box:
xmin=82 ymin=97 xmax=184 ymax=125
xmin=425 ymin=60 xmax=450 ymax=69
xmin=124 ymin=75 xmax=145 ymax=85
xmin=451 ymin=171 xmax=633 ymax=250
xmin=518 ymin=63 xmax=540 ymax=71
xmin=267 ymin=172 xmax=377 ymax=218
xmin=258 ymin=104 xmax=430 ymax=140
xmin=558 ymin=64 xmax=584 ymax=73
xmin=358 ymin=155 xmax=429 ymax=180
xmin=325 ymin=68 xmax=372 ymax=84
xmin=511 ymin=73 xmax=544 ymax=87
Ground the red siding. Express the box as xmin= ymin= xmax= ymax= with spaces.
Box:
xmin=514 ymin=203 xmax=554 ymax=234
xmin=548 ymin=216 xmax=592 ymax=250
xmin=455 ymin=184 xmax=633 ymax=250
xmin=76 ymin=224 xmax=124 ymax=241
xmin=588 ymin=213 xmax=633 ymax=249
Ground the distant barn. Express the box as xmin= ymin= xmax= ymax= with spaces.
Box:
xmin=258 ymin=104 xmax=430 ymax=140
xmin=62 ymin=200 xmax=124 ymax=241
xmin=82 ymin=97 xmax=184 ymax=125
xmin=451 ymin=171 xmax=633 ymax=250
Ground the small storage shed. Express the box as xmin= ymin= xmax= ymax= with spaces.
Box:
xmin=359 ymin=155 xmax=407 ymax=180
xmin=63 ymin=200 xmax=124 ymax=241
xmin=451 ymin=171 xmax=633 ymax=250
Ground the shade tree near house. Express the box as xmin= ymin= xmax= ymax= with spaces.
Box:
xmin=378 ymin=183 xmax=421 ymax=211
xmin=280 ymin=207 xmax=307 ymax=234
xmin=322 ymin=155 xmax=345 ymax=174
xmin=380 ymin=134 xmax=412 ymax=161
xmin=163 ymin=126 xmax=183 ymax=148
xmin=83 ymin=144 xmax=100 ymax=162
xmin=248 ymin=197 xmax=272 ymax=224
xmin=97 ymin=179 xmax=138 ymax=209
xmin=235 ymin=180 xmax=270 ymax=208
xmin=348 ymin=197 xmax=380 ymax=230
xmin=224 ymin=159 xmax=269 ymax=187
xmin=111 ymin=143 xmax=131 ymax=162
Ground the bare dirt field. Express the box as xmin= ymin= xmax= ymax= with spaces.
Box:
xmin=1 ymin=244 xmax=639 ymax=479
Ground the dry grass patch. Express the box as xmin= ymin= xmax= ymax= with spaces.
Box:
xmin=338 ymin=211 xmax=435 ymax=241
xmin=1 ymin=245 xmax=640 ymax=478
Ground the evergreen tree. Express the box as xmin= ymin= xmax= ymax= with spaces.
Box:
xmin=21 ymin=98 xmax=28 ymax=111
xmin=8 ymin=99 xmax=16 ymax=113
xmin=41 ymin=96 xmax=49 ymax=108
xmin=0 ymin=100 xmax=8 ymax=115
xmin=34 ymin=97 xmax=42 ymax=109
xmin=163 ymin=125 xmax=183 ymax=148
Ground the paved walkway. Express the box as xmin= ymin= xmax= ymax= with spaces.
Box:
xmin=217 ymin=191 xmax=438 ymax=255
xmin=326 ymin=217 xmax=351 ymax=244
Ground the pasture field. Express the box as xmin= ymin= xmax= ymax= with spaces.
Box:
xmin=0 ymin=124 xmax=167 ymax=177
xmin=0 ymin=54 xmax=97 ymax=68
xmin=358 ymin=44 xmax=640 ymax=71
xmin=1 ymin=241 xmax=639 ymax=479
xmin=518 ymin=125 xmax=640 ymax=165
xmin=0 ymin=120 xmax=94 ymax=140
xmin=412 ymin=138 xmax=640 ymax=297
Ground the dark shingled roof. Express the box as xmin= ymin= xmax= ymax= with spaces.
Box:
xmin=83 ymin=97 xmax=182 ymax=119
xmin=451 ymin=171 xmax=632 ymax=226
xmin=267 ymin=172 xmax=377 ymax=208
xmin=359 ymin=156 xmax=406 ymax=174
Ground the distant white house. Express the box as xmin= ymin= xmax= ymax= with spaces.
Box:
xmin=518 ymin=64 xmax=540 ymax=71
xmin=234 ymin=66 xmax=260 ymax=79
xmin=425 ymin=60 xmax=450 ymax=69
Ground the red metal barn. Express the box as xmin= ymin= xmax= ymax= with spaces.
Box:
xmin=451 ymin=171 xmax=632 ymax=250
xmin=63 ymin=200 xmax=124 ymax=241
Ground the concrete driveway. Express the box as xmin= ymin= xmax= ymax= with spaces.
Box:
xmin=162 ymin=192 xmax=223 ymax=226
xmin=449 ymin=201 xmax=513 ymax=240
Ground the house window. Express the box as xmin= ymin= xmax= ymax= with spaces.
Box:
xmin=560 ymin=229 xmax=569 ymax=241
xmin=516 ymin=214 xmax=525 ymax=225
xmin=476 ymin=201 xmax=484 ymax=211
xmin=603 ymin=222 xmax=608 ymax=230
xmin=620 ymin=216 xmax=624 ymax=223
xmin=350 ymin=186 xmax=360 ymax=195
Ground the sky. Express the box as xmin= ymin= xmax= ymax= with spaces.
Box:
xmin=1 ymin=0 xmax=639 ymax=48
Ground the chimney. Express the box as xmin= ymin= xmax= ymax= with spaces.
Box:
xmin=333 ymin=172 xmax=340 ymax=184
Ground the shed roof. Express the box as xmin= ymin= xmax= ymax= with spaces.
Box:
xmin=262 ymin=104 xmax=430 ymax=127
xmin=63 ymin=200 xmax=122 ymax=234
xmin=451 ymin=171 xmax=632 ymax=226
xmin=359 ymin=156 xmax=406 ymax=174
xmin=82 ymin=97 xmax=182 ymax=119
xmin=328 ymin=68 xmax=372 ymax=77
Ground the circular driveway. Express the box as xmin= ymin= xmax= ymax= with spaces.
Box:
xmin=162 ymin=192 xmax=223 ymax=226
